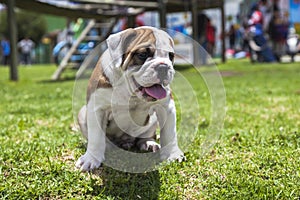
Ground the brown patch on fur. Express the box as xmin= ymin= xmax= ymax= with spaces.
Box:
xmin=86 ymin=28 xmax=157 ymax=102
xmin=121 ymin=28 xmax=156 ymax=70
xmin=128 ymin=47 xmax=155 ymax=69
xmin=170 ymin=92 xmax=174 ymax=100
xmin=87 ymin=58 xmax=112 ymax=102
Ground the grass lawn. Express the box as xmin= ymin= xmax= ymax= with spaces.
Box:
xmin=0 ymin=60 xmax=299 ymax=199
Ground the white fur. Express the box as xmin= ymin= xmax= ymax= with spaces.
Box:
xmin=76 ymin=27 xmax=184 ymax=172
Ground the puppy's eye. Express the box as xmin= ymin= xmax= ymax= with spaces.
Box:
xmin=169 ymin=52 xmax=174 ymax=62
xmin=136 ymin=52 xmax=149 ymax=61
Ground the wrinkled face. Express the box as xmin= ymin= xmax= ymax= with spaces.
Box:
xmin=116 ymin=27 xmax=175 ymax=102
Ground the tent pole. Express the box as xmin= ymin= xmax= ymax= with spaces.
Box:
xmin=6 ymin=0 xmax=18 ymax=81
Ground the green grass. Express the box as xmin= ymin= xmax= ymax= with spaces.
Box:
xmin=0 ymin=60 xmax=299 ymax=199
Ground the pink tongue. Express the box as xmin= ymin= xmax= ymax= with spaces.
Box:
xmin=144 ymin=84 xmax=166 ymax=99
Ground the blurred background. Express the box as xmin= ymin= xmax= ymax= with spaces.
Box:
xmin=0 ymin=0 xmax=299 ymax=71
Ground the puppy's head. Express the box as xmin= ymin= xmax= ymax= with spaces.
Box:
xmin=107 ymin=26 xmax=175 ymax=101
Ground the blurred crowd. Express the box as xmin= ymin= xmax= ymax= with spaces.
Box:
xmin=0 ymin=36 xmax=35 ymax=66
xmin=226 ymin=0 xmax=300 ymax=62
xmin=1 ymin=0 xmax=299 ymax=65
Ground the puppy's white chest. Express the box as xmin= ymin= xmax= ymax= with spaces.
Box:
xmin=107 ymin=101 xmax=153 ymax=135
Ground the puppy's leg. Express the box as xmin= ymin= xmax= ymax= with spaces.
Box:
xmin=137 ymin=121 xmax=160 ymax=152
xmin=78 ymin=105 xmax=88 ymax=139
xmin=76 ymin=102 xmax=107 ymax=171
xmin=154 ymin=100 xmax=185 ymax=161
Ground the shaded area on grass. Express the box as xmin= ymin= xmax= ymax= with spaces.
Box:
xmin=88 ymin=168 xmax=160 ymax=199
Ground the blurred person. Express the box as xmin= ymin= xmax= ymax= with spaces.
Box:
xmin=228 ymin=23 xmax=236 ymax=50
xmin=0 ymin=36 xmax=10 ymax=65
xmin=205 ymin=18 xmax=216 ymax=57
xmin=235 ymin=24 xmax=245 ymax=50
xmin=246 ymin=2 xmax=276 ymax=62
xmin=18 ymin=37 xmax=35 ymax=65
xmin=268 ymin=10 xmax=289 ymax=62
xmin=197 ymin=12 xmax=209 ymax=65
xmin=258 ymin=0 xmax=272 ymax=31
xmin=286 ymin=27 xmax=300 ymax=62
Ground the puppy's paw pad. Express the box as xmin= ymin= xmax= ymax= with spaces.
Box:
xmin=140 ymin=141 xmax=161 ymax=152
xmin=75 ymin=152 xmax=102 ymax=172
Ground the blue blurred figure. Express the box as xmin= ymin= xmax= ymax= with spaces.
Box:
xmin=0 ymin=36 xmax=10 ymax=65
xmin=247 ymin=2 xmax=276 ymax=62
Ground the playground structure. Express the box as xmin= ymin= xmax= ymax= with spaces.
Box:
xmin=1 ymin=0 xmax=226 ymax=80
xmin=51 ymin=18 xmax=118 ymax=80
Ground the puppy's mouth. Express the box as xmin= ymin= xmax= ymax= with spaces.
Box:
xmin=133 ymin=78 xmax=167 ymax=101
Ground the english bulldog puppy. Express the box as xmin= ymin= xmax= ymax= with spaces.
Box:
xmin=76 ymin=26 xmax=184 ymax=171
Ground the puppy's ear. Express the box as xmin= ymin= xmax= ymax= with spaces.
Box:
xmin=106 ymin=28 xmax=137 ymax=68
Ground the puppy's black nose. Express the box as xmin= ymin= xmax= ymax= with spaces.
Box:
xmin=155 ymin=64 xmax=169 ymax=84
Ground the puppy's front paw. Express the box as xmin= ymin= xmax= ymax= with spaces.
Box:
xmin=75 ymin=152 xmax=103 ymax=172
xmin=167 ymin=152 xmax=186 ymax=162
xmin=161 ymin=147 xmax=185 ymax=162
xmin=139 ymin=141 xmax=161 ymax=152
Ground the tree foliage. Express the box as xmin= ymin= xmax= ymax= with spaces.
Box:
xmin=0 ymin=9 xmax=47 ymax=43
